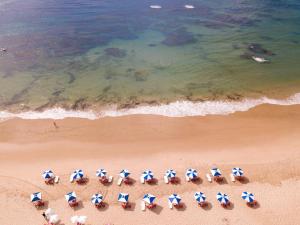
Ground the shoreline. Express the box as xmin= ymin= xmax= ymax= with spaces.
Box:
xmin=1 ymin=104 xmax=300 ymax=225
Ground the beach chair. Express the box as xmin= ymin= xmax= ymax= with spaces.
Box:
xmin=49 ymin=214 xmax=59 ymax=224
xmin=108 ymin=176 xmax=113 ymax=183
xmin=206 ymin=174 xmax=212 ymax=182
xmin=230 ymin=173 xmax=236 ymax=182
xmin=141 ymin=201 xmax=146 ymax=211
xmin=185 ymin=175 xmax=190 ymax=182
xmin=54 ymin=176 xmax=60 ymax=184
xmin=164 ymin=176 xmax=169 ymax=184
xmin=140 ymin=176 xmax=145 ymax=184
xmin=45 ymin=208 xmax=55 ymax=219
xmin=117 ymin=178 xmax=123 ymax=186
xmin=168 ymin=201 xmax=173 ymax=209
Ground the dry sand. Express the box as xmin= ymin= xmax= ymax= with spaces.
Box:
xmin=0 ymin=104 xmax=300 ymax=225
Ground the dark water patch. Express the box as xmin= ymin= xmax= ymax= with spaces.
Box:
xmin=260 ymin=35 xmax=273 ymax=41
xmin=134 ymin=69 xmax=149 ymax=82
xmin=66 ymin=72 xmax=76 ymax=84
xmin=52 ymin=89 xmax=65 ymax=97
xmin=104 ymin=48 xmax=127 ymax=58
xmin=214 ymin=14 xmax=260 ymax=27
xmin=247 ymin=43 xmax=275 ymax=56
xmin=148 ymin=43 xmax=157 ymax=47
xmin=162 ymin=27 xmax=197 ymax=46
xmin=71 ymin=98 xmax=90 ymax=110
xmin=240 ymin=52 xmax=253 ymax=60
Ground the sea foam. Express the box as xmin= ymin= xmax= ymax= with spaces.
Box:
xmin=1 ymin=93 xmax=300 ymax=120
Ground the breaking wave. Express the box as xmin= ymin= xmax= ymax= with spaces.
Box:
xmin=1 ymin=93 xmax=300 ymax=120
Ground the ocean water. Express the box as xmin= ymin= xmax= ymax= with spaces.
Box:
xmin=0 ymin=0 xmax=300 ymax=118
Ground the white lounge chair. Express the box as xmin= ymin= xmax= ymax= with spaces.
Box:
xmin=140 ymin=176 xmax=145 ymax=184
xmin=185 ymin=175 xmax=190 ymax=182
xmin=49 ymin=214 xmax=59 ymax=224
xmin=117 ymin=178 xmax=123 ymax=186
xmin=108 ymin=176 xmax=113 ymax=183
xmin=45 ymin=208 xmax=55 ymax=219
xmin=206 ymin=173 xmax=212 ymax=182
xmin=164 ymin=176 xmax=169 ymax=184
xmin=168 ymin=201 xmax=173 ymax=209
xmin=141 ymin=201 xmax=146 ymax=211
xmin=54 ymin=176 xmax=60 ymax=183
xmin=230 ymin=173 xmax=236 ymax=182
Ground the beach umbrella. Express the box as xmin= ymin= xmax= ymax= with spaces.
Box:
xmin=165 ymin=169 xmax=176 ymax=178
xmin=42 ymin=170 xmax=54 ymax=179
xmin=216 ymin=192 xmax=229 ymax=204
xmin=194 ymin=192 xmax=206 ymax=203
xmin=96 ymin=169 xmax=107 ymax=178
xmin=241 ymin=192 xmax=255 ymax=203
xmin=70 ymin=169 xmax=84 ymax=181
xmin=142 ymin=170 xmax=154 ymax=181
xmin=31 ymin=192 xmax=42 ymax=202
xmin=232 ymin=167 xmax=244 ymax=177
xmin=168 ymin=194 xmax=181 ymax=205
xmin=143 ymin=194 xmax=156 ymax=204
xmin=65 ymin=192 xmax=77 ymax=202
xmin=91 ymin=194 xmax=103 ymax=205
xmin=119 ymin=169 xmax=130 ymax=178
xmin=210 ymin=168 xmax=222 ymax=177
xmin=118 ymin=193 xmax=129 ymax=203
xmin=186 ymin=168 xmax=198 ymax=179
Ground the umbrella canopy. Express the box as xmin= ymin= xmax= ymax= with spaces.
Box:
xmin=118 ymin=193 xmax=129 ymax=203
xmin=96 ymin=169 xmax=107 ymax=178
xmin=142 ymin=170 xmax=154 ymax=181
xmin=232 ymin=167 xmax=244 ymax=177
xmin=91 ymin=193 xmax=103 ymax=204
xmin=216 ymin=192 xmax=229 ymax=204
xmin=186 ymin=168 xmax=198 ymax=179
xmin=210 ymin=168 xmax=222 ymax=177
xmin=70 ymin=169 xmax=84 ymax=181
xmin=194 ymin=192 xmax=206 ymax=203
xmin=65 ymin=192 xmax=77 ymax=202
xmin=119 ymin=169 xmax=130 ymax=178
xmin=168 ymin=194 xmax=181 ymax=205
xmin=31 ymin=192 xmax=42 ymax=202
xmin=241 ymin=192 xmax=255 ymax=203
xmin=165 ymin=169 xmax=176 ymax=178
xmin=143 ymin=194 xmax=156 ymax=204
xmin=42 ymin=170 xmax=54 ymax=179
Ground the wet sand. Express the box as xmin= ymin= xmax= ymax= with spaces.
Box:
xmin=0 ymin=104 xmax=299 ymax=225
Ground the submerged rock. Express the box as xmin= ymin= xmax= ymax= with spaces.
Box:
xmin=104 ymin=48 xmax=127 ymax=58
xmin=134 ymin=69 xmax=149 ymax=82
xmin=162 ymin=27 xmax=197 ymax=46
xmin=247 ymin=43 xmax=275 ymax=56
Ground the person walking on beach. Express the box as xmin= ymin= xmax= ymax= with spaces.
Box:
xmin=53 ymin=121 xmax=59 ymax=129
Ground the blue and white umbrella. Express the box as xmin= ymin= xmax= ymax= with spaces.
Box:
xmin=91 ymin=193 xmax=103 ymax=204
xmin=194 ymin=192 xmax=206 ymax=203
xmin=143 ymin=194 xmax=156 ymax=204
xmin=232 ymin=167 xmax=244 ymax=177
xmin=216 ymin=192 xmax=229 ymax=204
xmin=118 ymin=193 xmax=129 ymax=203
xmin=119 ymin=169 xmax=130 ymax=178
xmin=42 ymin=170 xmax=54 ymax=179
xmin=96 ymin=169 xmax=107 ymax=178
xmin=186 ymin=168 xmax=198 ymax=179
xmin=70 ymin=169 xmax=84 ymax=181
xmin=168 ymin=194 xmax=181 ymax=205
xmin=165 ymin=169 xmax=176 ymax=178
xmin=210 ymin=168 xmax=222 ymax=177
xmin=142 ymin=170 xmax=154 ymax=181
xmin=241 ymin=192 xmax=254 ymax=203
xmin=65 ymin=191 xmax=77 ymax=202
xmin=31 ymin=192 xmax=42 ymax=202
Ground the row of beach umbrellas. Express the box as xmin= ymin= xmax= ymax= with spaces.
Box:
xmin=43 ymin=167 xmax=244 ymax=183
xmin=31 ymin=191 xmax=255 ymax=206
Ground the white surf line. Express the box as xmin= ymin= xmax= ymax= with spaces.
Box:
xmin=1 ymin=93 xmax=300 ymax=120
xmin=150 ymin=5 xmax=162 ymax=9
xmin=184 ymin=5 xmax=195 ymax=9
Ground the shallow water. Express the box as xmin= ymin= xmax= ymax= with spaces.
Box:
xmin=0 ymin=0 xmax=300 ymax=113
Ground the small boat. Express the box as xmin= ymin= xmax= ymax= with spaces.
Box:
xmin=150 ymin=5 xmax=162 ymax=9
xmin=252 ymin=56 xmax=268 ymax=63
xmin=184 ymin=5 xmax=195 ymax=9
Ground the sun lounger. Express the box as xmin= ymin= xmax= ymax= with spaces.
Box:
xmin=54 ymin=176 xmax=60 ymax=184
xmin=168 ymin=201 xmax=173 ymax=209
xmin=230 ymin=173 xmax=236 ymax=182
xmin=140 ymin=176 xmax=145 ymax=184
xmin=49 ymin=214 xmax=59 ymax=224
xmin=164 ymin=176 xmax=169 ymax=184
xmin=185 ymin=175 xmax=190 ymax=182
xmin=141 ymin=201 xmax=146 ymax=211
xmin=206 ymin=173 xmax=212 ymax=182
xmin=108 ymin=176 xmax=113 ymax=183
xmin=117 ymin=178 xmax=123 ymax=186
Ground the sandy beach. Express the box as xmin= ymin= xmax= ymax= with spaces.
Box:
xmin=0 ymin=104 xmax=300 ymax=225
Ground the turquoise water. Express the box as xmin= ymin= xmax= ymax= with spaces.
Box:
xmin=0 ymin=0 xmax=300 ymax=112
